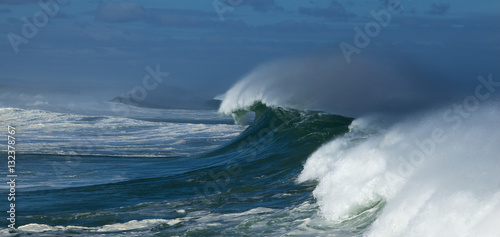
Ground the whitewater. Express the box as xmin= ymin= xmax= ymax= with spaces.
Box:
xmin=299 ymin=105 xmax=500 ymax=236
xmin=1 ymin=56 xmax=499 ymax=236
xmin=218 ymin=56 xmax=500 ymax=236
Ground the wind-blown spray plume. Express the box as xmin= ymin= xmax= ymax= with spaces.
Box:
xmin=219 ymin=55 xmax=455 ymax=117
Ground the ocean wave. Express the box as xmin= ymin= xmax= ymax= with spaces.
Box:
xmin=299 ymin=103 xmax=500 ymax=236
xmin=217 ymin=58 xmax=500 ymax=235
xmin=5 ymin=64 xmax=499 ymax=236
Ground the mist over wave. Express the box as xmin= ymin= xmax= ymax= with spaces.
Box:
xmin=219 ymin=55 xmax=481 ymax=117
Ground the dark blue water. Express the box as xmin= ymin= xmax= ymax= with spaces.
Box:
xmin=0 ymin=105 xmax=355 ymax=236
xmin=2 ymin=101 xmax=499 ymax=236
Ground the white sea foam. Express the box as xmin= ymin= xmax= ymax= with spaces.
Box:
xmin=299 ymin=103 xmax=500 ymax=236
xmin=14 ymin=218 xmax=175 ymax=234
xmin=96 ymin=219 xmax=172 ymax=232
xmin=1 ymin=107 xmax=242 ymax=157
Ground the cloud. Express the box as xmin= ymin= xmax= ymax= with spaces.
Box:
xmin=299 ymin=0 xmax=355 ymax=19
xmin=245 ymin=0 xmax=283 ymax=12
xmin=0 ymin=0 xmax=37 ymax=4
xmin=6 ymin=16 xmax=21 ymax=23
xmin=53 ymin=12 xmax=70 ymax=19
xmin=153 ymin=14 xmax=210 ymax=27
xmin=94 ymin=2 xmax=233 ymax=28
xmin=427 ymin=3 xmax=451 ymax=15
xmin=146 ymin=8 xmax=220 ymax=28
xmin=392 ymin=14 xmax=500 ymax=31
xmin=96 ymin=1 xmax=148 ymax=23
xmin=232 ymin=0 xmax=283 ymax=12
xmin=260 ymin=19 xmax=329 ymax=32
xmin=152 ymin=15 xmax=247 ymax=29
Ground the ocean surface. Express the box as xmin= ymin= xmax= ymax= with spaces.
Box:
xmin=1 ymin=91 xmax=500 ymax=236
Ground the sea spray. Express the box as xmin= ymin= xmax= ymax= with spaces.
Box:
xmin=299 ymin=103 xmax=500 ymax=236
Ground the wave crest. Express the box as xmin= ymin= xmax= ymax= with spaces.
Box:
xmin=299 ymin=103 xmax=500 ymax=235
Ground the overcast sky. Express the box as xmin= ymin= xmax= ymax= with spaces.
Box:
xmin=0 ymin=0 xmax=499 ymax=104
